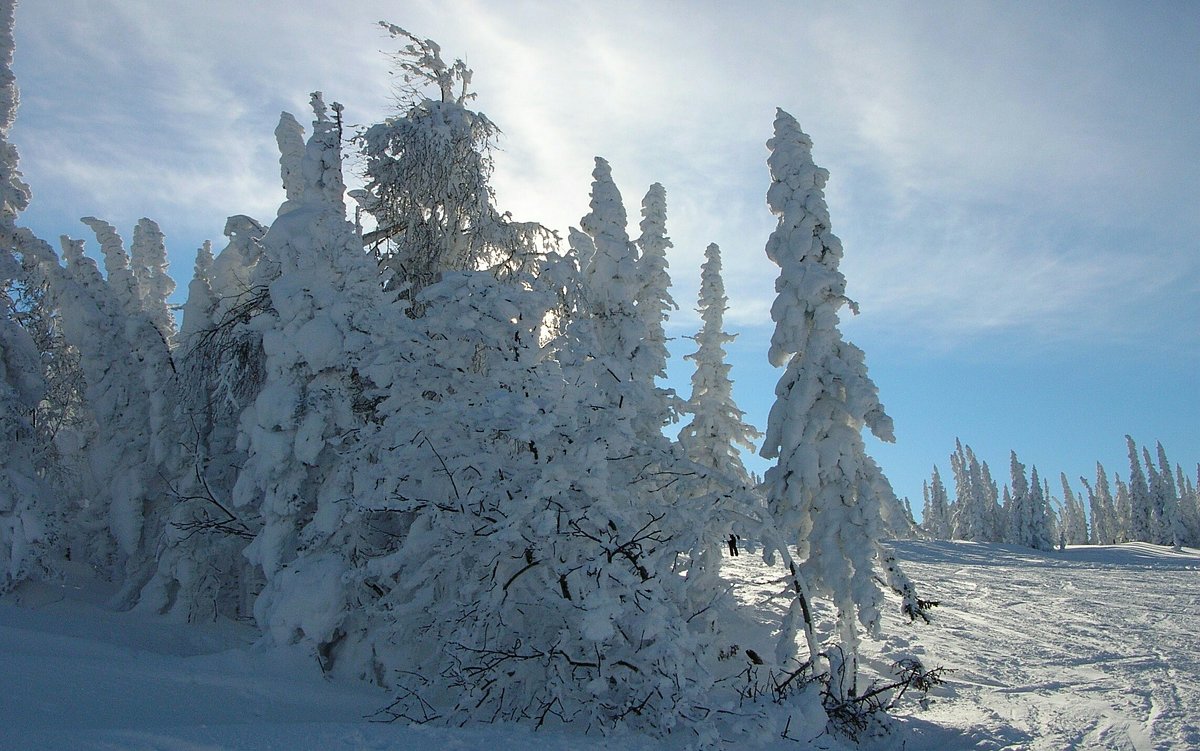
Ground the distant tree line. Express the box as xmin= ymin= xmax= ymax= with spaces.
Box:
xmin=920 ymin=437 xmax=1198 ymax=551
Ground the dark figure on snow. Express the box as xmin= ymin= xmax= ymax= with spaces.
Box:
xmin=728 ymin=534 xmax=739 ymax=556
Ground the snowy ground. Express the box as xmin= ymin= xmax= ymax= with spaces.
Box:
xmin=3 ymin=541 xmax=1197 ymax=750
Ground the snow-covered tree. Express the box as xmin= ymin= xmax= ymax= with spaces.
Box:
xmin=130 ymin=218 xmax=176 ymax=343
xmin=1028 ymin=466 xmax=1053 ymax=551
xmin=922 ymin=467 xmax=953 ymax=540
xmin=227 ymin=94 xmax=389 ymax=640
xmin=632 ymin=182 xmax=678 ymax=432
xmin=979 ymin=459 xmax=1003 ymax=542
xmin=178 ymin=241 xmax=216 ymax=342
xmin=758 ymin=109 xmax=924 ymax=701
xmin=1005 ymin=453 xmax=1050 ymax=550
xmin=678 ymin=242 xmax=760 ymax=484
xmin=356 ymin=24 xmax=552 ymax=303
xmin=1113 ymin=474 xmax=1133 ymax=543
xmin=950 ymin=440 xmax=991 ymax=541
xmin=1125 ymin=436 xmax=1153 ymax=542
xmin=0 ymin=0 xmax=54 ymax=590
xmin=1081 ymin=463 xmax=1115 ymax=545
xmin=1176 ymin=464 xmax=1199 ymax=546
xmin=1060 ymin=473 xmax=1088 ymax=546
xmin=1144 ymin=442 xmax=1183 ymax=549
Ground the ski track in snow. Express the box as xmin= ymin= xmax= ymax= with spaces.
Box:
xmin=2 ymin=541 xmax=1198 ymax=750
xmin=861 ymin=541 xmax=1198 ymax=750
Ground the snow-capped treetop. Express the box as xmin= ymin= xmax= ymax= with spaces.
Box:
xmin=301 ymin=93 xmax=346 ymax=213
xmin=357 ymin=43 xmax=551 ymax=301
xmin=567 ymin=226 xmax=596 ymax=277
xmin=131 ymin=218 xmax=176 ymax=342
xmin=580 ymin=157 xmax=638 ymax=314
xmin=81 ymin=217 xmax=141 ymax=319
xmin=577 ymin=157 xmax=644 ymax=378
xmin=760 ymin=109 xmax=893 ymax=452
xmin=179 ymin=241 xmax=215 ymax=341
xmin=634 ymin=182 xmax=676 ymax=321
xmin=379 ymin=21 xmax=475 ymax=105
xmin=275 ymin=112 xmax=306 ymax=213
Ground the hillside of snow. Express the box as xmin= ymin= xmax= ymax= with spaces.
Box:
xmin=3 ymin=540 xmax=1197 ymax=750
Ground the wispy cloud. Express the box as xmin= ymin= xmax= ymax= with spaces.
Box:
xmin=9 ymin=0 xmax=1197 ymax=356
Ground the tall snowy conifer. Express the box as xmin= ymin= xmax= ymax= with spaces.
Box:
xmin=758 ymin=109 xmax=920 ymax=698
xmin=1126 ymin=436 xmax=1153 ymax=542
xmin=1081 ymin=463 xmax=1117 ymax=545
xmin=678 ymin=242 xmax=760 ymax=483
xmin=577 ymin=157 xmax=659 ymax=438
xmin=950 ymin=440 xmax=988 ymax=541
xmin=232 ymin=95 xmax=386 ymax=642
xmin=632 ymin=182 xmax=678 ymax=432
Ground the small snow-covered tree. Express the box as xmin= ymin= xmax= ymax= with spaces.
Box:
xmin=921 ymin=467 xmax=953 ymax=539
xmin=1176 ymin=464 xmax=1199 ymax=547
xmin=1113 ymin=474 xmax=1133 ymax=543
xmin=678 ymin=242 xmax=761 ymax=484
xmin=1059 ymin=473 xmax=1088 ymax=546
xmin=758 ymin=109 xmax=925 ymax=702
xmin=1125 ymin=436 xmax=1153 ymax=542
xmin=1144 ymin=442 xmax=1182 ymax=549
xmin=950 ymin=440 xmax=990 ymax=541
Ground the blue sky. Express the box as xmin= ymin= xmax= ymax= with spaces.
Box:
xmin=10 ymin=1 xmax=1198 ymax=510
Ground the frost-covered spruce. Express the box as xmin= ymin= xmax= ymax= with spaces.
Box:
xmin=1125 ymin=436 xmax=1154 ymax=542
xmin=227 ymin=94 xmax=389 ymax=641
xmin=1113 ymin=475 xmax=1133 ymax=543
xmin=758 ymin=109 xmax=923 ymax=699
xmin=631 ymin=182 xmax=678 ymax=433
xmin=1028 ymin=466 xmax=1053 ymax=551
xmin=576 ymin=158 xmax=665 ymax=438
xmin=130 ymin=218 xmax=176 ymax=344
xmin=678 ymin=242 xmax=761 ymax=484
xmin=178 ymin=241 xmax=215 ymax=342
xmin=47 ymin=231 xmax=167 ymax=599
xmin=922 ymin=467 xmax=953 ymax=539
xmin=356 ymin=24 xmax=551 ymax=302
xmin=1179 ymin=465 xmax=1200 ymax=546
xmin=1060 ymin=474 xmax=1089 ymax=546
xmin=1080 ymin=463 xmax=1116 ymax=545
xmin=1144 ymin=442 xmax=1183 ymax=548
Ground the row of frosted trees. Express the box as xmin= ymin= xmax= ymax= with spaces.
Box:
xmin=922 ymin=438 xmax=1199 ymax=551
xmin=1 ymin=12 xmax=929 ymax=745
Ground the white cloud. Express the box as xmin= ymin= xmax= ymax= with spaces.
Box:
xmin=9 ymin=0 xmax=1197 ymax=356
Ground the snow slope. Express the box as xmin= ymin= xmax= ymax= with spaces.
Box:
xmin=3 ymin=542 xmax=1198 ymax=750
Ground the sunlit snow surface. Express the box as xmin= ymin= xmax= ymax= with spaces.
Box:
xmin=3 ymin=541 xmax=1198 ymax=750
